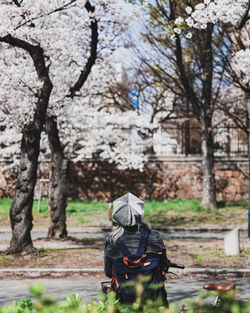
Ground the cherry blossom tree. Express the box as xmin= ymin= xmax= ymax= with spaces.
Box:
xmin=175 ymin=0 xmax=250 ymax=91
xmin=128 ymin=0 xmax=249 ymax=208
xmin=0 ymin=0 xmax=145 ymax=252
xmin=130 ymin=0 xmax=238 ymax=209
xmin=0 ymin=36 xmax=52 ymax=254
xmin=176 ymin=0 xmax=250 ymax=153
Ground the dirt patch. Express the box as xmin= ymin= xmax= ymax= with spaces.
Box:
xmin=166 ymin=238 xmax=250 ymax=269
xmin=0 ymin=237 xmax=249 ymax=271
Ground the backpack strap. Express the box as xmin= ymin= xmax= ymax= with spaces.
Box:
xmin=116 ymin=238 xmax=131 ymax=257
xmin=136 ymin=229 xmax=150 ymax=256
xmin=116 ymin=228 xmax=151 ymax=257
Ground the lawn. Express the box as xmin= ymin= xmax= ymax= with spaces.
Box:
xmin=0 ymin=198 xmax=249 ymax=272
xmin=0 ymin=198 xmax=248 ymax=228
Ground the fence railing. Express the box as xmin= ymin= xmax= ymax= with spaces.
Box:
xmin=0 ymin=126 xmax=247 ymax=161
xmin=153 ymin=125 xmax=247 ymax=157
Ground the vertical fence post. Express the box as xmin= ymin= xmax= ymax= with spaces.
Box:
xmin=37 ymin=182 xmax=43 ymax=213
xmin=108 ymin=202 xmax=113 ymax=222
xmin=37 ymin=178 xmax=50 ymax=213
xmin=246 ymin=94 xmax=250 ymax=238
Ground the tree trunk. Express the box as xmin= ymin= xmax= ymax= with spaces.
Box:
xmin=200 ymin=23 xmax=216 ymax=210
xmin=9 ymin=124 xmax=40 ymax=253
xmin=0 ymin=36 xmax=53 ymax=254
xmin=200 ymin=117 xmax=217 ymax=210
xmin=45 ymin=1 xmax=98 ymax=239
xmin=46 ymin=116 xmax=68 ymax=238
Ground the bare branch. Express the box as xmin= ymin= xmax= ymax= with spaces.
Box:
xmin=15 ymin=0 xmax=76 ymax=30
xmin=235 ymin=0 xmax=250 ymax=30
xmin=68 ymin=1 xmax=98 ymax=98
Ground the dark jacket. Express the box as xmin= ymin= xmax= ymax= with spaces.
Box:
xmin=104 ymin=225 xmax=170 ymax=278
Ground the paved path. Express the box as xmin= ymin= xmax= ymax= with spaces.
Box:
xmin=0 ymin=227 xmax=248 ymax=241
xmin=0 ymin=279 xmax=249 ymax=307
xmin=1 ymin=267 xmax=250 ymax=280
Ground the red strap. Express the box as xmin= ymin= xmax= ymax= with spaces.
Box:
xmin=111 ymin=275 xmax=119 ymax=291
xmin=122 ymin=254 xmax=148 ymax=269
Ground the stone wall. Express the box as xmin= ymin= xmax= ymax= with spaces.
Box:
xmin=0 ymin=157 xmax=248 ymax=202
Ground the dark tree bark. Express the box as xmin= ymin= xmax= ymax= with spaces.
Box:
xmin=0 ymin=35 xmax=53 ymax=253
xmin=173 ymin=21 xmax=217 ymax=208
xmin=46 ymin=0 xmax=98 ymax=238
xmin=9 ymin=124 xmax=40 ymax=253
xmin=199 ymin=23 xmax=217 ymax=209
xmin=46 ymin=117 xmax=68 ymax=238
xmin=200 ymin=116 xmax=216 ymax=210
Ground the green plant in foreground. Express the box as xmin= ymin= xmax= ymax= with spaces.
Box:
xmin=0 ymin=283 xmax=249 ymax=313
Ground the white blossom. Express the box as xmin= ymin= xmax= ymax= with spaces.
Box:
xmin=185 ymin=6 xmax=193 ymax=14
xmin=185 ymin=17 xmax=195 ymax=27
xmin=185 ymin=32 xmax=193 ymax=39
xmin=187 ymin=0 xmax=249 ymax=28
xmin=174 ymin=17 xmax=184 ymax=25
xmin=0 ymin=0 xmax=148 ymax=171
xmin=173 ymin=28 xmax=181 ymax=34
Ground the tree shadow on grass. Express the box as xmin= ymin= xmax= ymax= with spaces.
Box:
xmin=148 ymin=215 xmax=186 ymax=227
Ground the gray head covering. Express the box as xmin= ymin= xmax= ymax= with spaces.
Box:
xmin=112 ymin=192 xmax=144 ymax=226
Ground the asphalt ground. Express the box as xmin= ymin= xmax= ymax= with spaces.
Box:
xmin=0 ymin=278 xmax=249 ymax=307
xmin=0 ymin=227 xmax=248 ymax=241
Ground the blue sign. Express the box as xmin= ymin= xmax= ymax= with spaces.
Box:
xmin=129 ymin=89 xmax=138 ymax=108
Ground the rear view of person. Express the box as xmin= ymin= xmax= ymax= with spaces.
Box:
xmin=104 ymin=193 xmax=170 ymax=306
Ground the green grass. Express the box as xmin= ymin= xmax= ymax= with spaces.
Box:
xmin=144 ymin=199 xmax=247 ymax=227
xmin=217 ymin=200 xmax=248 ymax=208
xmin=145 ymin=198 xmax=203 ymax=214
xmin=66 ymin=200 xmax=107 ymax=215
xmin=239 ymin=248 xmax=250 ymax=257
xmin=0 ymin=198 xmax=49 ymax=216
xmin=0 ymin=198 xmax=12 ymax=215
xmin=0 ymin=198 xmax=248 ymax=227
xmin=0 ymin=198 xmax=107 ymax=215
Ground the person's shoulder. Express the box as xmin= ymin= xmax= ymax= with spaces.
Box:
xmin=149 ymin=228 xmax=163 ymax=240
xmin=150 ymin=228 xmax=161 ymax=235
xmin=105 ymin=235 xmax=114 ymax=248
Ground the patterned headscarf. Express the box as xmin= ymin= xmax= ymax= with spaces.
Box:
xmin=112 ymin=192 xmax=144 ymax=226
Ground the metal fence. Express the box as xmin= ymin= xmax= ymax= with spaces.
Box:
xmin=0 ymin=125 xmax=247 ymax=161
xmin=154 ymin=125 xmax=247 ymax=157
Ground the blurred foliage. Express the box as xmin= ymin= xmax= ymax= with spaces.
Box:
xmin=0 ymin=282 xmax=249 ymax=313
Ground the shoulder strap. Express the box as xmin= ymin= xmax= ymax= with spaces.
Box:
xmin=116 ymin=238 xmax=131 ymax=257
xmin=116 ymin=228 xmax=151 ymax=257
xmin=136 ymin=229 xmax=150 ymax=255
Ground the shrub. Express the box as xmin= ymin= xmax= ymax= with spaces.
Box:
xmin=0 ymin=283 xmax=249 ymax=313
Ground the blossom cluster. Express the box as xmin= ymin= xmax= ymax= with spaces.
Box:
xmin=188 ymin=0 xmax=249 ymax=28
xmin=172 ymin=0 xmax=249 ymax=39
xmin=172 ymin=0 xmax=250 ymax=88
xmin=0 ymin=0 xmax=150 ymax=171
xmin=188 ymin=0 xmax=248 ymax=29
xmin=233 ymin=48 xmax=250 ymax=86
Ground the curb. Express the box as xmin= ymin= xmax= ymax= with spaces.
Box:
xmin=0 ymin=227 xmax=248 ymax=234
xmin=0 ymin=227 xmax=248 ymax=240
xmin=0 ymin=268 xmax=249 ymax=279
